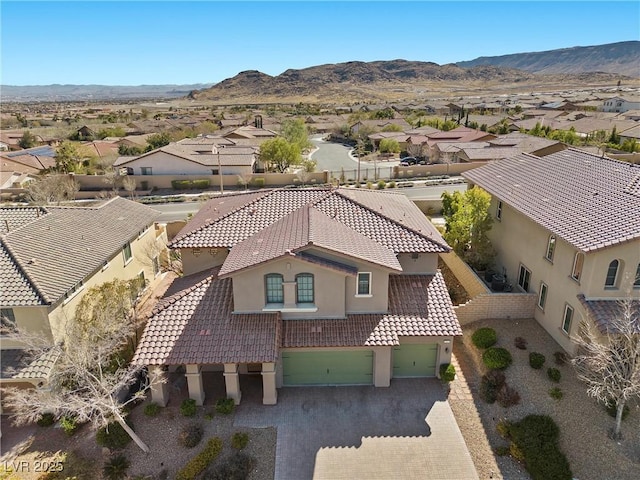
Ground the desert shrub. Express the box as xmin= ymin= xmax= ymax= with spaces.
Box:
xmin=97 ymin=419 xmax=133 ymax=449
xmin=554 ymin=351 xmax=568 ymax=365
xmin=103 ymin=454 xmax=130 ymax=480
xmin=471 ymin=327 xmax=497 ymax=349
xmin=60 ymin=416 xmax=79 ymax=436
xmin=482 ymin=347 xmax=512 ymax=370
xmin=377 ymin=179 xmax=386 ymax=189
xmin=215 ymin=397 xmax=235 ymax=415
xmin=549 ymin=387 xmax=563 ymax=400
xmin=37 ymin=412 xmax=55 ymax=427
xmin=192 ymin=179 xmax=210 ymax=189
xmin=144 ymin=402 xmax=160 ymax=417
xmin=387 ymin=181 xmax=396 ymax=188
xmin=181 ymin=398 xmax=197 ymax=417
xmin=480 ymin=369 xmax=506 ymax=404
xmin=366 ymin=181 xmax=373 ymax=189
xmin=506 ymin=415 xmax=572 ymax=480
xmin=547 ymin=367 xmax=561 ymax=383
xmin=496 ymin=419 xmax=511 ymax=438
xmin=605 ymin=401 xmax=630 ymax=421
xmin=204 ymin=452 xmax=255 ymax=480
xmin=175 ymin=437 xmax=223 ymax=480
xmin=497 ymin=384 xmax=521 ymax=407
xmin=529 ymin=352 xmax=546 ymax=369
xmin=252 ymin=177 xmax=265 ymax=188
xmin=439 ymin=363 xmax=456 ymax=382
xmin=514 ymin=336 xmax=527 ymax=350
xmin=171 ymin=180 xmax=191 ymax=190
xmin=494 ymin=445 xmax=510 ymax=456
xmin=231 ymin=432 xmax=249 ymax=450
xmin=179 ymin=423 xmax=204 ymax=448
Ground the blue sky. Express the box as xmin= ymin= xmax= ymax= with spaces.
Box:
xmin=1 ymin=1 xmax=638 ymax=86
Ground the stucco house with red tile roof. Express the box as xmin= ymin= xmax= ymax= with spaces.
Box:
xmin=133 ymin=188 xmax=462 ymax=406
xmin=463 ymin=149 xmax=640 ymax=353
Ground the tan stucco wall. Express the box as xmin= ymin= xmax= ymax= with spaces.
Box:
xmin=486 ymin=197 xmax=640 ymax=353
xmin=580 ymin=241 xmax=640 ymax=298
xmin=181 ymin=248 xmax=228 ymax=276
xmin=120 ymin=151 xmax=253 ymax=176
xmin=1 ymin=306 xmax=51 ymax=348
xmin=397 ymin=253 xmax=438 ymax=274
xmin=345 ymin=265 xmax=389 ymax=313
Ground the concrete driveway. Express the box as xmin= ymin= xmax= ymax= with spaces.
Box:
xmin=235 ymin=378 xmax=478 ymax=480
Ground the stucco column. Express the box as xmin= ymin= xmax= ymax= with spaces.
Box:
xmin=150 ymin=367 xmax=169 ymax=407
xmin=373 ymin=346 xmax=392 ymax=387
xmin=223 ymin=363 xmax=242 ymax=405
xmin=185 ymin=364 xmax=205 ymax=406
xmin=283 ymin=280 xmax=296 ymax=308
xmin=261 ymin=362 xmax=278 ymax=405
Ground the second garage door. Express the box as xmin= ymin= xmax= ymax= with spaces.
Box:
xmin=393 ymin=344 xmax=438 ymax=377
xmin=282 ymin=351 xmax=373 ymax=386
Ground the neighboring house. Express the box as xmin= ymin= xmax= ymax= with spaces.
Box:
xmin=133 ymin=188 xmax=462 ymax=406
xmin=463 ymin=149 xmax=640 ymax=353
xmin=0 ymin=197 xmax=167 ymax=400
xmin=0 ymin=171 xmax=37 ymax=189
xmin=601 ymin=97 xmax=640 ymax=113
xmin=113 ymin=142 xmax=258 ymax=176
xmin=0 ymin=146 xmax=57 ymax=174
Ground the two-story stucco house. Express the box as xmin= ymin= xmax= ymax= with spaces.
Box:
xmin=463 ymin=149 xmax=640 ymax=353
xmin=0 ymin=197 xmax=166 ymax=399
xmin=133 ymin=188 xmax=462 ymax=406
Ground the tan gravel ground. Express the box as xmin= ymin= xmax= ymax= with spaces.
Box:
xmin=450 ymin=317 xmax=640 ymax=480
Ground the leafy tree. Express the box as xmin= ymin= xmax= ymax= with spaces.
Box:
xmin=441 ymin=187 xmax=495 ymax=270
xmin=609 ymin=126 xmax=620 ymax=145
xmin=118 ymin=144 xmax=144 ymax=156
xmin=18 ymin=130 xmax=38 ymax=149
xmin=372 ymin=108 xmax=395 ymax=120
xmin=1 ymin=279 xmax=158 ymax=452
xmin=98 ymin=126 xmax=126 ymax=139
xmin=280 ymin=119 xmax=312 ymax=151
xmin=55 ymin=141 xmax=85 ymax=173
xmin=379 ymin=138 xmax=401 ymax=154
xmin=381 ymin=124 xmax=403 ymax=132
xmin=259 ymin=137 xmax=302 ymax=173
xmin=571 ymin=297 xmax=640 ymax=439
xmin=621 ymin=138 xmax=639 ymax=153
xmin=145 ymin=132 xmax=172 ymax=152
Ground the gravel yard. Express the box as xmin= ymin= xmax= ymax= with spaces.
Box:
xmin=449 ymin=317 xmax=640 ymax=480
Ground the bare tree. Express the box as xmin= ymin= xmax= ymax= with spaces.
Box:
xmin=571 ymin=296 xmax=640 ymax=439
xmin=237 ymin=173 xmax=252 ymax=191
xmin=1 ymin=279 xmax=163 ymax=452
xmin=25 ymin=175 xmax=80 ymax=206
xmin=102 ymin=168 xmax=121 ymax=195
xmin=122 ymin=176 xmax=137 ymax=199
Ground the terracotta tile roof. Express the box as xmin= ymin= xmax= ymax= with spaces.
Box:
xmin=0 ymin=240 xmax=43 ymax=306
xmin=577 ymin=295 xmax=640 ymax=334
xmin=1 ymin=348 xmax=59 ymax=380
xmin=463 ymin=148 xmax=640 ymax=252
xmin=0 ymin=206 xmax=49 ymax=234
xmin=219 ymin=206 xmax=402 ymax=276
xmin=282 ymin=272 xmax=462 ymax=348
xmin=0 ymin=197 xmax=160 ymax=306
xmin=133 ymin=268 xmax=281 ymax=365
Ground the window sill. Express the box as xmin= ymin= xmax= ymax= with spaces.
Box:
xmin=262 ymin=304 xmax=318 ymax=313
xmin=543 ymin=256 xmax=553 ymax=264
xmin=559 ymin=326 xmax=571 ymax=337
xmin=569 ymin=276 xmax=581 ymax=285
xmin=124 ymin=258 xmax=133 ymax=267
xmin=603 ymin=286 xmax=618 ymax=290
xmin=354 ymin=294 xmax=373 ymax=298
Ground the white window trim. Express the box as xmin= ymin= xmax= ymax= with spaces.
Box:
xmin=101 ymin=260 xmax=110 ymax=272
xmin=545 ymin=235 xmax=556 ymax=262
xmin=517 ymin=264 xmax=531 ymax=292
xmin=123 ymin=242 xmax=133 ymax=266
xmin=561 ymin=304 xmax=574 ymax=335
xmin=537 ymin=282 xmax=548 ymax=311
xmin=496 ymin=200 xmax=502 ymax=221
xmin=571 ymin=252 xmax=584 ymax=283
xmin=604 ymin=259 xmax=620 ymax=289
xmin=355 ymin=272 xmax=372 ymax=297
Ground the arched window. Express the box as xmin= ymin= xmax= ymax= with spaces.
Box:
xmin=571 ymin=252 xmax=584 ymax=281
xmin=265 ymin=274 xmax=284 ymax=304
xmin=634 ymin=263 xmax=640 ymax=288
xmin=545 ymin=235 xmax=556 ymax=261
xmin=604 ymin=260 xmax=620 ymax=287
xmin=296 ymin=273 xmax=314 ymax=303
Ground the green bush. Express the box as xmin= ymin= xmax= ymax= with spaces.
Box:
xmin=60 ymin=416 xmax=79 ymax=436
xmin=204 ymin=452 xmax=255 ymax=480
xmin=253 ymin=177 xmax=265 ymax=188
xmin=231 ymin=432 xmax=249 ymax=450
xmin=171 ymin=180 xmax=191 ymax=190
xmin=482 ymin=347 xmax=513 ymax=370
xmin=529 ymin=352 xmax=546 ymax=369
xmin=387 ymin=181 xmax=396 ymax=188
xmin=181 ymin=398 xmax=197 ymax=417
xmin=37 ymin=412 xmax=55 ymax=427
xmin=175 ymin=437 xmax=223 ymax=480
xmin=366 ymin=181 xmax=373 ymax=189
xmin=471 ymin=327 xmax=497 ymax=349
xmin=496 ymin=419 xmax=511 ymax=438
xmin=494 ymin=445 xmax=510 ymax=456
xmin=179 ymin=423 xmax=204 ymax=448
xmin=506 ymin=415 xmax=572 ymax=480
xmin=377 ymin=180 xmax=386 ymax=189
xmin=547 ymin=367 xmax=561 ymax=383
xmin=215 ymin=398 xmax=235 ymax=415
xmin=439 ymin=363 xmax=456 ymax=382
xmin=549 ymin=387 xmax=563 ymax=400
xmin=144 ymin=402 xmax=160 ymax=417
xmin=605 ymin=401 xmax=630 ymax=421
xmin=103 ymin=454 xmax=130 ymax=480
xmin=192 ymin=179 xmax=210 ymax=189
xmin=96 ymin=419 xmax=133 ymax=449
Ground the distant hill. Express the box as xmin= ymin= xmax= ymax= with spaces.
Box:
xmin=0 ymin=83 xmax=213 ymax=102
xmin=456 ymin=41 xmax=640 ymax=77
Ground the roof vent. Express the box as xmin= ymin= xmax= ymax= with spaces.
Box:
xmin=28 ymin=258 xmax=37 ymax=265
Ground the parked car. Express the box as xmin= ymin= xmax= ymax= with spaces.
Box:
xmin=399 ymin=156 xmax=417 ymax=166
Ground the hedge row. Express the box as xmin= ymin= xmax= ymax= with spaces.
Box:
xmin=175 ymin=437 xmax=223 ymax=480
xmin=171 ymin=179 xmax=211 ymax=190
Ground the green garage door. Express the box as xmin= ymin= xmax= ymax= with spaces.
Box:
xmin=282 ymin=351 xmax=373 ymax=386
xmin=393 ymin=344 xmax=438 ymax=377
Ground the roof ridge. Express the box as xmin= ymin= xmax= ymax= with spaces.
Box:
xmin=0 ymin=237 xmax=49 ymax=305
xmin=151 ymin=268 xmax=220 ymax=316
xmin=334 ymin=190 xmax=450 ymax=252
xmin=170 ymin=190 xmax=276 ymax=246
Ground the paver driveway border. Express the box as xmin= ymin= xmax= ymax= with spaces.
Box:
xmin=234 ymin=378 xmax=478 ymax=480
